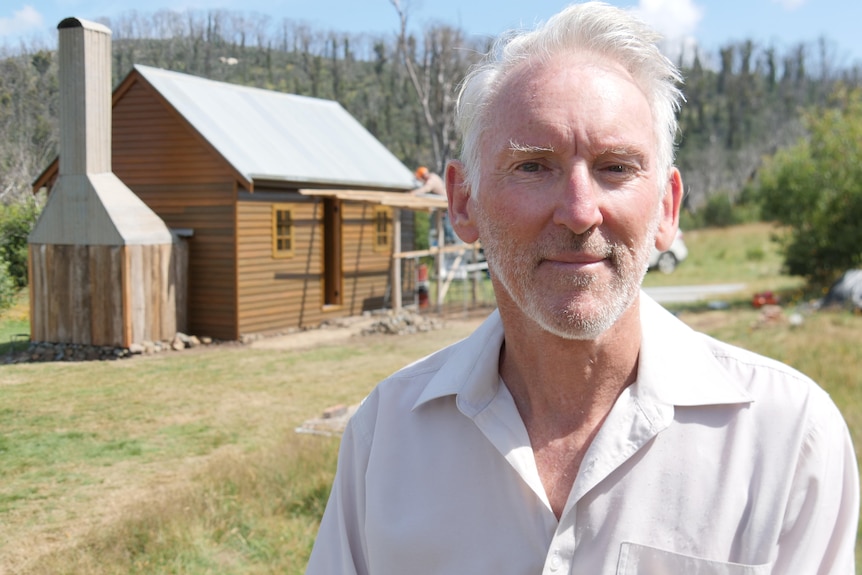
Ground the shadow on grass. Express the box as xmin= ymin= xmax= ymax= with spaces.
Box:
xmin=0 ymin=333 xmax=30 ymax=358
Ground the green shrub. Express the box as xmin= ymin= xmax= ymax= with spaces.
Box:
xmin=745 ymin=246 xmax=766 ymax=262
xmin=0 ymin=199 xmax=40 ymax=288
xmin=0 ymin=256 xmax=16 ymax=311
xmin=702 ymin=194 xmax=736 ymax=228
xmin=680 ymin=195 xmax=760 ymax=231
xmin=756 ymin=86 xmax=862 ymax=288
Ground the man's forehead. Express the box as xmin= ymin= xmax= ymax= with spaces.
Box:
xmin=481 ymin=56 xmax=655 ymax=156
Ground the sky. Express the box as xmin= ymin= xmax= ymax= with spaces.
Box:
xmin=1 ymin=0 xmax=861 ymax=67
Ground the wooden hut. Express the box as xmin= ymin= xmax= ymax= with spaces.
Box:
xmin=29 ymin=18 xmax=186 ymax=348
xmin=34 ymin=59 xmax=444 ymax=342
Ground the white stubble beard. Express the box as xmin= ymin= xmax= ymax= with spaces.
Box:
xmin=479 ymin=202 xmax=663 ymax=340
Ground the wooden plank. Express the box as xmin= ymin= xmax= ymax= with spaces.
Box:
xmin=145 ymin=245 xmax=160 ymax=341
xmin=110 ymin=246 xmax=124 ymax=345
xmin=88 ymin=246 xmax=106 ymax=345
xmin=174 ymin=240 xmax=189 ymax=333
xmin=29 ymin=245 xmax=45 ymax=341
xmin=121 ymin=245 xmax=132 ymax=347
xmin=159 ymin=243 xmax=175 ymax=338
xmin=71 ymin=245 xmax=91 ymax=345
xmin=52 ymin=245 xmax=71 ymax=343
xmin=127 ymin=244 xmax=142 ymax=344
xmin=44 ymin=245 xmax=56 ymax=342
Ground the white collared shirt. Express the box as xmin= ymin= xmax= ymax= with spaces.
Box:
xmin=306 ymin=293 xmax=859 ymax=575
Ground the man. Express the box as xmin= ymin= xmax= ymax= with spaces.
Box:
xmin=412 ymin=166 xmax=446 ymax=197
xmin=306 ymin=3 xmax=859 ymax=574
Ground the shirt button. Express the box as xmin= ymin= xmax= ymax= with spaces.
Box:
xmin=550 ymin=555 xmax=561 ymax=571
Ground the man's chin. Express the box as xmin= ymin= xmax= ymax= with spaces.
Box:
xmin=539 ymin=289 xmax=639 ymax=340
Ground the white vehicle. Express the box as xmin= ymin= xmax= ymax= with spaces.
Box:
xmin=648 ymin=230 xmax=688 ymax=274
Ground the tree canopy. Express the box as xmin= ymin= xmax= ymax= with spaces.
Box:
xmin=1 ymin=8 xmax=862 ymax=298
xmin=757 ymin=86 xmax=862 ymax=287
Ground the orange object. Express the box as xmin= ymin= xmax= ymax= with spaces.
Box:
xmin=752 ymin=291 xmax=778 ymax=308
xmin=415 ymin=166 xmax=429 ymax=180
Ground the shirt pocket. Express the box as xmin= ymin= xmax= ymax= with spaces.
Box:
xmin=617 ymin=542 xmax=773 ymax=575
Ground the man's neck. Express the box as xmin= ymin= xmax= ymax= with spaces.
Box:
xmin=498 ymin=299 xmax=642 ymax=425
xmin=497 ymin=298 xmax=642 ymax=518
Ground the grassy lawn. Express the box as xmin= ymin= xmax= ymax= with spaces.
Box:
xmin=641 ymin=221 xmax=806 ymax=295
xmin=0 ymin=290 xmax=30 ymax=356
xmin=1 ymin=222 xmax=859 ymax=574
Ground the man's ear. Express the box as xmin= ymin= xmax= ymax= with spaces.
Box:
xmin=654 ymin=167 xmax=684 ymax=252
xmin=445 ymin=160 xmax=480 ymax=243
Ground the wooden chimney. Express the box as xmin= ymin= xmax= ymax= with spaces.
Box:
xmin=28 ymin=17 xmax=187 ymax=347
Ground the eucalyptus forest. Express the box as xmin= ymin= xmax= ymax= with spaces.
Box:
xmin=1 ymin=8 xmax=861 ymax=295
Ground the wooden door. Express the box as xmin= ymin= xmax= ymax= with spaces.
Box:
xmin=323 ymin=198 xmax=343 ymax=306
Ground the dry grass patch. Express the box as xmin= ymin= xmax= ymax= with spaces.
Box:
xmin=0 ymin=318 xmax=483 ymax=574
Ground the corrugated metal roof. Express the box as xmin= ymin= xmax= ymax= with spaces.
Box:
xmin=135 ymin=65 xmax=417 ymax=192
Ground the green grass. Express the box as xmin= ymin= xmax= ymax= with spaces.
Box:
xmin=642 ymin=222 xmax=805 ymax=296
xmin=0 ymin=290 xmax=30 ymax=356
xmin=0 ymin=223 xmax=859 ymax=573
xmin=0 ymin=311 xmax=481 ymax=574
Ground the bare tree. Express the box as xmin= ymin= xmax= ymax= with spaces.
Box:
xmin=389 ymin=0 xmax=475 ymax=173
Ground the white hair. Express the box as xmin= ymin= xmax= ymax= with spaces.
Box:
xmin=455 ymin=1 xmax=684 ymax=193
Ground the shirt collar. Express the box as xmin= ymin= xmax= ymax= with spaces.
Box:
xmin=412 ymin=309 xmax=505 ymax=415
xmin=637 ymin=293 xmax=753 ymax=407
xmin=413 ymin=292 xmax=753 ymax=413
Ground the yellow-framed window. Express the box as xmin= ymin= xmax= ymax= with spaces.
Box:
xmin=374 ymin=206 xmax=392 ymax=253
xmin=272 ymin=204 xmax=294 ymax=258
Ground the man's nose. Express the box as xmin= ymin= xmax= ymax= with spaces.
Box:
xmin=552 ymin=166 xmax=603 ymax=235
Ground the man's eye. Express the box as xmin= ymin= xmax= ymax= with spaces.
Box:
xmin=517 ymin=162 xmax=543 ymax=173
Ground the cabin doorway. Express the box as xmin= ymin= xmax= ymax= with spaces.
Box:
xmin=323 ymin=198 xmax=343 ymax=306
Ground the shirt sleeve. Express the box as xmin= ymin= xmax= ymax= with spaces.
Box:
xmin=305 ymin=394 xmax=376 ymax=575
xmin=773 ymin=396 xmax=860 ymax=575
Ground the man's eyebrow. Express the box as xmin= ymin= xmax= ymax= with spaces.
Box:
xmin=508 ymin=140 xmax=555 ymax=154
xmin=600 ymin=146 xmax=645 ymax=158
xmin=598 ymin=147 xmax=649 ymax=166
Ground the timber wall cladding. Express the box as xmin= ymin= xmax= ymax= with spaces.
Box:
xmin=29 ymin=243 xmax=186 ymax=347
xmin=236 ymin=199 xmax=392 ymax=335
xmin=111 ymin=81 xmax=238 ymax=340
xmin=130 ymin=183 xmax=236 ymax=340
xmin=111 ymin=80 xmax=233 ymax=185
xmin=236 ymin=198 xmax=323 ymax=333
xmin=341 ymin=202 xmax=391 ymax=313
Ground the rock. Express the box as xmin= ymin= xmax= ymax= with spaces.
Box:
xmin=322 ymin=404 xmax=348 ymax=419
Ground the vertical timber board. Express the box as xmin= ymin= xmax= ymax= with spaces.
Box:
xmin=88 ymin=245 xmax=105 ymax=345
xmin=88 ymin=245 xmax=124 ymax=347
xmin=28 ymin=244 xmax=35 ymax=341
xmin=121 ymin=245 xmax=132 ymax=347
xmin=43 ymin=245 xmax=56 ymax=342
xmin=129 ymin=245 xmax=146 ymax=345
xmin=233 ymin=181 xmax=240 ymax=341
xmin=29 ymin=245 xmax=45 ymax=341
xmin=53 ymin=245 xmax=71 ymax=343
xmin=172 ymin=240 xmax=188 ymax=334
xmin=160 ymin=243 xmax=176 ymax=339
xmin=71 ymin=244 xmax=92 ymax=345
xmin=109 ymin=246 xmax=124 ymax=345
xmin=147 ymin=244 xmax=161 ymax=342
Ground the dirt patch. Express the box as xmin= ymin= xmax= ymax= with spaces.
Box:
xmin=248 ymin=309 xmax=449 ymax=351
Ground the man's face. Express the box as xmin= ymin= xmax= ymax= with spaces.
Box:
xmin=451 ymin=53 xmax=679 ymax=340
